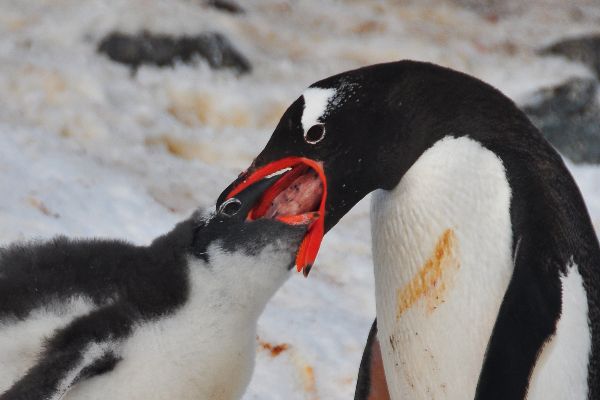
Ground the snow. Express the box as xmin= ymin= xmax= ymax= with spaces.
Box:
xmin=0 ymin=0 xmax=599 ymax=399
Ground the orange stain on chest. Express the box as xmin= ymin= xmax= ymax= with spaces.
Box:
xmin=396 ymin=229 xmax=460 ymax=319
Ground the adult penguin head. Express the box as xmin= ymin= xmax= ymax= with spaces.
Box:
xmin=217 ymin=61 xmax=486 ymax=274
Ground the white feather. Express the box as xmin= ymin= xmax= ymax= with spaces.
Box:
xmin=371 ymin=135 xmax=514 ymax=400
xmin=301 ymin=87 xmax=336 ymax=133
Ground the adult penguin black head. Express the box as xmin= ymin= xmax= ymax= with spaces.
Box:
xmin=216 ymin=60 xmax=515 ymax=274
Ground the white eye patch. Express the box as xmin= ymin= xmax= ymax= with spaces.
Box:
xmin=301 ymin=87 xmax=336 ymax=133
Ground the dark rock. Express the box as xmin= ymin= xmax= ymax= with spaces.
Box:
xmin=541 ymin=35 xmax=600 ymax=79
xmin=98 ymin=31 xmax=251 ymax=74
xmin=451 ymin=0 xmax=522 ymax=17
xmin=206 ymin=0 xmax=244 ymax=14
xmin=521 ymin=77 xmax=600 ymax=164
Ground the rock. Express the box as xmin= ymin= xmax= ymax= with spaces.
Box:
xmin=451 ymin=0 xmax=522 ymax=17
xmin=206 ymin=0 xmax=244 ymax=14
xmin=541 ymin=35 xmax=600 ymax=79
xmin=97 ymin=31 xmax=251 ymax=74
xmin=521 ymin=77 xmax=600 ymax=164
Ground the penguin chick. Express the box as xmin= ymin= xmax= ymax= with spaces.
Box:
xmin=0 ymin=176 xmax=312 ymax=400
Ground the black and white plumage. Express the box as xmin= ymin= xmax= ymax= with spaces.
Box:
xmin=0 ymin=176 xmax=309 ymax=400
xmin=218 ymin=61 xmax=600 ymax=399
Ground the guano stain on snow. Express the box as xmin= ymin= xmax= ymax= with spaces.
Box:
xmin=396 ymin=229 xmax=459 ymax=319
xmin=258 ymin=340 xmax=289 ymax=357
xmin=290 ymin=350 xmax=319 ymax=400
xmin=303 ymin=365 xmax=318 ymax=399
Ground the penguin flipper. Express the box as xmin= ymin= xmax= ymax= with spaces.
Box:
xmin=475 ymin=238 xmax=562 ymax=400
xmin=0 ymin=303 xmax=133 ymax=400
xmin=354 ymin=319 xmax=391 ymax=400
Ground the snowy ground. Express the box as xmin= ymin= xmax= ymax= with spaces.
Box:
xmin=1 ymin=1 xmax=599 ymax=399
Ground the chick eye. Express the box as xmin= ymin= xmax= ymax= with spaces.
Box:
xmin=218 ymin=198 xmax=242 ymax=217
xmin=304 ymin=124 xmax=326 ymax=144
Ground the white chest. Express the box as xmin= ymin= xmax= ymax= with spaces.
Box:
xmin=65 ymin=314 xmax=256 ymax=400
xmin=66 ymin=267 xmax=257 ymax=400
xmin=370 ymin=136 xmax=514 ymax=400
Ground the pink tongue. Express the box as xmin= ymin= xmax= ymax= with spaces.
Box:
xmin=265 ymin=170 xmax=323 ymax=218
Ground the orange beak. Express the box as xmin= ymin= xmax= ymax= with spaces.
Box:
xmin=224 ymin=157 xmax=327 ymax=275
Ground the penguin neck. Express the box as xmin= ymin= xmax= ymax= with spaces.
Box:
xmin=370 ymin=135 xmax=514 ymax=400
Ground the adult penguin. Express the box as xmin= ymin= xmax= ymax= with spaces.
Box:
xmin=216 ymin=61 xmax=600 ymax=400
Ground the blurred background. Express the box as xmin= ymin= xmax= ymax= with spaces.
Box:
xmin=0 ymin=1 xmax=599 ymax=398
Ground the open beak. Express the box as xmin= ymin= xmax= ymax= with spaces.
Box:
xmin=217 ymin=157 xmax=327 ymax=276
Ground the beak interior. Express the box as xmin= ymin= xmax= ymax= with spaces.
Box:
xmin=221 ymin=157 xmax=327 ymax=275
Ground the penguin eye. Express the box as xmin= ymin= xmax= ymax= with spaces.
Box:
xmin=304 ymin=124 xmax=326 ymax=144
xmin=218 ymin=198 xmax=242 ymax=217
